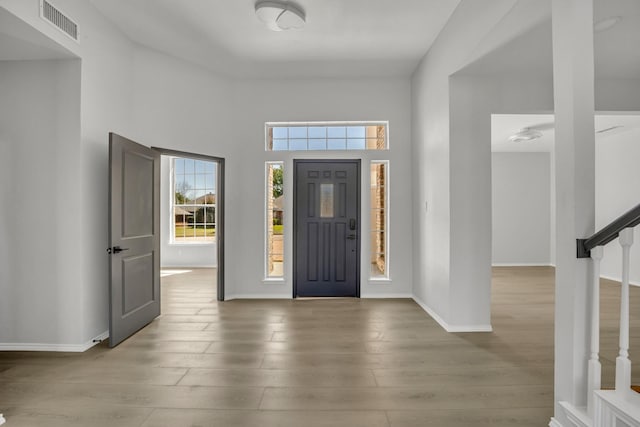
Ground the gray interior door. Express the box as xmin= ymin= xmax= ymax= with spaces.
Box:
xmin=108 ymin=133 xmax=160 ymax=347
xmin=294 ymin=160 xmax=360 ymax=297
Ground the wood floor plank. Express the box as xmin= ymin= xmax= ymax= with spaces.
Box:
xmin=178 ymin=367 xmax=377 ymax=387
xmin=140 ymin=409 xmax=390 ymax=427
xmin=1 ymin=382 xmax=264 ymax=410
xmin=259 ymin=384 xmax=552 ymax=410
xmin=1 ymin=406 xmax=153 ymax=427
xmin=386 ymin=408 xmax=554 ymax=427
xmin=0 ymin=364 xmax=188 ymax=386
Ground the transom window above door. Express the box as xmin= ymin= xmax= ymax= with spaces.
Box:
xmin=265 ymin=121 xmax=388 ymax=151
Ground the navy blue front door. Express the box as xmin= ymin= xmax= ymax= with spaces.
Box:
xmin=294 ymin=160 xmax=360 ymax=297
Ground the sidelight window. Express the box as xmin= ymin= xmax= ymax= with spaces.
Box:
xmin=266 ymin=162 xmax=284 ymax=278
xmin=370 ymin=161 xmax=388 ymax=278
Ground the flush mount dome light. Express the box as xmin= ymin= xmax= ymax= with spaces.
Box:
xmin=594 ymin=16 xmax=622 ymax=33
xmin=255 ymin=1 xmax=305 ymax=31
xmin=508 ymin=128 xmax=543 ymax=143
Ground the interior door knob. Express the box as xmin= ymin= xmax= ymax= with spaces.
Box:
xmin=107 ymin=246 xmax=130 ymax=254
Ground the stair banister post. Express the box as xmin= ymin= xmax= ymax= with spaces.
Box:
xmin=588 ymin=245 xmax=603 ymax=418
xmin=615 ymin=228 xmax=634 ymax=395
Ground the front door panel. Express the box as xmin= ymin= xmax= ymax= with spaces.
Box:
xmin=294 ymin=160 xmax=360 ymax=297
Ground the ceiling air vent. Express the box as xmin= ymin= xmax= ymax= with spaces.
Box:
xmin=40 ymin=0 xmax=79 ymax=42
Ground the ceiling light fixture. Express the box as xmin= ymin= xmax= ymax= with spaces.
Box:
xmin=509 ymin=128 xmax=543 ymax=143
xmin=594 ymin=16 xmax=622 ymax=33
xmin=596 ymin=125 xmax=623 ymax=134
xmin=255 ymin=1 xmax=306 ymax=32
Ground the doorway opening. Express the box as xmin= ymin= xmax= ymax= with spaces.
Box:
xmin=154 ymin=148 xmax=225 ymax=302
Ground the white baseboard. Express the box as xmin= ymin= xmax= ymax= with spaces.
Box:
xmin=492 ymin=263 xmax=554 ymax=267
xmin=558 ymin=401 xmax=591 ymax=427
xmin=0 ymin=330 xmax=108 ymax=352
xmin=361 ymin=293 xmax=413 ymax=298
xmin=225 ymin=294 xmax=291 ymax=300
xmin=161 ymin=265 xmax=217 ymax=269
xmin=548 ymin=417 xmax=564 ymax=427
xmin=412 ymin=295 xmax=493 ymax=332
xmin=90 ymin=330 xmax=110 ymax=346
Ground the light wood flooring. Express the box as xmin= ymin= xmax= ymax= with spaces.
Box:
xmin=1 ymin=266 xmax=639 ymax=426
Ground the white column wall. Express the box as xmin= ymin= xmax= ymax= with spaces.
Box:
xmin=551 ymin=0 xmax=596 ymax=423
xmin=410 ymin=0 xmax=552 ymax=330
xmin=449 ymin=75 xmax=554 ymax=328
xmin=0 ymin=59 xmax=82 ymax=348
xmin=410 ymin=0 xmax=524 ymax=328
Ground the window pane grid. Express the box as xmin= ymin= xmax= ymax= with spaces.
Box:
xmin=172 ymin=158 xmax=217 ymax=243
xmin=266 ymin=122 xmax=388 ymax=151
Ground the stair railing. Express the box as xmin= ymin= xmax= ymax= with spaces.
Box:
xmin=577 ymin=202 xmax=640 ymax=418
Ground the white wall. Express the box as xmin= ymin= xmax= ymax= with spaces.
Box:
xmin=229 ymin=77 xmax=414 ymax=298
xmin=593 ymin=79 xmax=640 ymax=287
xmin=492 ymin=152 xmax=551 ymax=265
xmin=75 ymin=5 xmax=138 ymax=347
xmin=0 ymin=59 xmax=82 ymax=347
xmin=593 ymin=80 xmax=640 ymax=285
xmin=596 ymin=79 xmax=640 ymax=112
xmin=410 ymin=0 xmax=552 ymax=331
xmin=0 ymin=0 xmax=138 ymax=349
xmin=596 ymin=125 xmax=640 ymax=285
xmin=129 ymin=46 xmax=235 ymax=276
xmin=160 ymin=156 xmax=216 ymax=268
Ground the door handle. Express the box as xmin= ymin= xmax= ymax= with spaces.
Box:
xmin=346 ymin=234 xmax=357 ymax=240
xmin=107 ymin=246 xmax=130 ymax=254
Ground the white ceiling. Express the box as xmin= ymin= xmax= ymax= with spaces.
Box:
xmin=459 ymin=0 xmax=640 ymax=79
xmin=4 ymin=0 xmax=636 ymax=80
xmin=88 ymin=0 xmax=461 ymax=78
xmin=492 ymin=113 xmax=640 ymax=153
xmin=594 ymin=0 xmax=640 ymax=79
